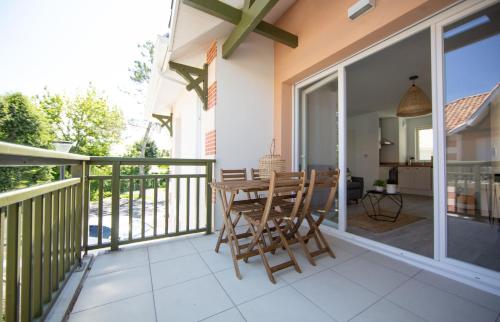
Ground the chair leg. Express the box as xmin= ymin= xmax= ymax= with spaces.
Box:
xmin=312 ymin=220 xmax=335 ymax=258
xmin=215 ymin=212 xmax=242 ymax=253
xmin=249 ymin=224 xmax=276 ymax=283
xmin=274 ymin=219 xmax=301 ymax=274
xmin=295 ymin=231 xmax=316 ymax=266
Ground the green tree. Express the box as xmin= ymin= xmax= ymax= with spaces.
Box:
xmin=129 ymin=41 xmax=154 ymax=86
xmin=0 ymin=93 xmax=53 ymax=191
xmin=37 ymin=86 xmax=125 ymax=156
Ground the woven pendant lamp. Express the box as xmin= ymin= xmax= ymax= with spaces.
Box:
xmin=397 ymin=75 xmax=432 ymax=117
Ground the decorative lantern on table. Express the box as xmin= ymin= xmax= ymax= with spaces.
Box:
xmin=259 ymin=139 xmax=286 ymax=180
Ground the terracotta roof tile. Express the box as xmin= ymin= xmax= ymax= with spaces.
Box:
xmin=445 ymin=84 xmax=499 ymax=133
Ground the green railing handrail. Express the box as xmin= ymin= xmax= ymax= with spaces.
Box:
xmin=0 ymin=141 xmax=89 ymax=161
xmin=89 ymin=156 xmax=215 ymax=165
xmin=0 ymin=178 xmax=80 ymax=207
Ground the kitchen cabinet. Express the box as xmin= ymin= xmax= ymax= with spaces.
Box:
xmin=398 ymin=166 xmax=432 ymax=195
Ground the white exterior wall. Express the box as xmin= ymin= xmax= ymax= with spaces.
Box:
xmin=213 ymin=34 xmax=275 ymax=228
xmin=171 ymin=90 xmax=202 ymax=160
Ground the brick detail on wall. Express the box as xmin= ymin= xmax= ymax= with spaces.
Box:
xmin=206 ymin=41 xmax=217 ymax=65
xmin=205 ymin=130 xmax=216 ymax=156
xmin=207 ymin=82 xmax=217 ymax=110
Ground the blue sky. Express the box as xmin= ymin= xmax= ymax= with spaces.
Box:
xmin=445 ymin=33 xmax=500 ymax=103
xmin=0 ymin=0 xmax=172 ymax=153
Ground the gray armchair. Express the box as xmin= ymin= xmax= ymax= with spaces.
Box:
xmin=347 ymin=176 xmax=364 ymax=203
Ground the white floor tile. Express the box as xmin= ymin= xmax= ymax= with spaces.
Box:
xmin=69 ymin=293 xmax=156 ymax=322
xmin=73 ymin=266 xmax=151 ymax=312
xmin=151 ymin=253 xmax=211 ymax=289
xmin=292 ymin=269 xmax=379 ymax=322
xmin=154 ymin=275 xmax=233 ymax=322
xmin=360 ymin=251 xmax=421 ymax=276
xmin=387 ymin=279 xmax=498 ymax=322
xmin=315 ymin=245 xmax=361 ymax=268
xmin=239 ymin=286 xmax=334 ymax=322
xmin=148 ymin=239 xmax=197 ymax=263
xmin=201 ymin=308 xmax=245 ymax=322
xmin=270 ymin=251 xmax=327 ymax=284
xmin=215 ymin=262 xmax=287 ymax=305
xmin=190 ymin=233 xmax=219 ymax=252
xmin=332 ymin=257 xmax=410 ymax=295
xmin=415 ymin=270 xmax=500 ymax=313
xmin=350 ymin=299 xmax=426 ymax=322
xmin=326 ymin=235 xmax=368 ymax=256
xmin=89 ymin=247 xmax=149 ymax=277
xmin=199 ymin=247 xmax=235 ymax=273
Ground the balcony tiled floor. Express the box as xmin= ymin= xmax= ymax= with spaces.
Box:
xmin=69 ymin=231 xmax=500 ymax=322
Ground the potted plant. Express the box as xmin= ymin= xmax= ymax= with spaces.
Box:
xmin=373 ymin=179 xmax=385 ymax=192
xmin=386 ymin=179 xmax=398 ymax=194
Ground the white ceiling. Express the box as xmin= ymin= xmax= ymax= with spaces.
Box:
xmin=346 ymin=28 xmax=432 ymax=117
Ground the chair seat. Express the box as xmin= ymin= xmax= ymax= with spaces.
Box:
xmin=230 ymin=200 xmax=264 ymax=213
xmin=243 ymin=209 xmax=293 ymax=224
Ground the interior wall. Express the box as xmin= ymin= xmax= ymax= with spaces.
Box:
xmin=306 ymin=85 xmax=338 ymax=168
xmin=214 ymin=33 xmax=275 ymax=228
xmin=347 ymin=112 xmax=380 ymax=191
xmin=273 ymin=0 xmax=458 ymax=167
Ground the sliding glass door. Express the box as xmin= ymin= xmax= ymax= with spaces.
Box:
xmin=297 ymin=74 xmax=339 ymax=226
xmin=441 ymin=2 xmax=500 ymax=272
xmin=344 ymin=28 xmax=435 ymax=258
xmin=293 ymin=1 xmax=500 ymax=282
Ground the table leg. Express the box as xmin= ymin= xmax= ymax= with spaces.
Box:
xmin=224 ymin=192 xmax=242 ymax=279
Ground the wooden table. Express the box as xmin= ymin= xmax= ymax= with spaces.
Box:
xmin=210 ymin=180 xmax=271 ymax=279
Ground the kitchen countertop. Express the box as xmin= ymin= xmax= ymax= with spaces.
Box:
xmin=380 ymin=163 xmax=433 ymax=168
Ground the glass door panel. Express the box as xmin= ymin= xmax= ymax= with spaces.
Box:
xmin=298 ymin=74 xmax=339 ymax=226
xmin=345 ymin=28 xmax=435 ymax=258
xmin=443 ymin=3 xmax=500 ymax=272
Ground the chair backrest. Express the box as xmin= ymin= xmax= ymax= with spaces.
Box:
xmin=220 ymin=169 xmax=247 ymax=182
xmin=261 ymin=171 xmax=305 ymax=226
xmin=250 ymin=168 xmax=261 ymax=180
xmin=220 ymin=168 xmax=251 ymax=200
xmin=314 ymin=169 xmax=340 ymax=214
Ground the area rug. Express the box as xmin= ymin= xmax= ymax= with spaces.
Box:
xmin=347 ymin=212 xmax=425 ymax=233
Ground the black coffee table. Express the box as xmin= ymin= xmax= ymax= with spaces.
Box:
xmin=361 ymin=190 xmax=403 ymax=222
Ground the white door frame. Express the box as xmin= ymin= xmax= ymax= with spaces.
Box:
xmin=291 ymin=0 xmax=500 ymax=294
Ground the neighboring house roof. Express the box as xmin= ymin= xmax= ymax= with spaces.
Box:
xmin=445 ymin=83 xmax=499 ymax=134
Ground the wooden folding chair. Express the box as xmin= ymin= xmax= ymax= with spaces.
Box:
xmin=243 ymin=171 xmax=306 ymax=283
xmin=215 ymin=169 xmax=263 ymax=253
xmin=293 ymin=169 xmax=339 ymax=265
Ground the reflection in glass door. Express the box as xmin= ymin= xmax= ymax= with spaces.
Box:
xmin=443 ymin=3 xmax=500 ymax=272
xmin=298 ymin=74 xmax=339 ymax=226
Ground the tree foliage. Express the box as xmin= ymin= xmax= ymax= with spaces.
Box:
xmin=0 ymin=93 xmax=52 ymax=147
xmin=129 ymin=41 xmax=154 ymax=85
xmin=0 ymin=93 xmax=53 ymax=191
xmin=37 ymin=86 xmax=125 ymax=156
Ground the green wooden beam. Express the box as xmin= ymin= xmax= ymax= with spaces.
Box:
xmin=182 ymin=0 xmax=298 ymax=49
xmin=169 ymin=61 xmax=208 ymax=110
xmin=222 ymin=0 xmax=278 ymax=59
xmin=153 ymin=113 xmax=173 ymax=137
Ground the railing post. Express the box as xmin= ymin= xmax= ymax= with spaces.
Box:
xmin=82 ymin=162 xmax=90 ymax=254
xmin=206 ymin=161 xmax=213 ymax=234
xmin=71 ymin=162 xmax=84 ymax=265
xmin=111 ymin=161 xmax=121 ymax=250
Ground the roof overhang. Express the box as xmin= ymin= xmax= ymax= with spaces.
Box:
xmin=145 ymin=0 xmax=296 ymax=117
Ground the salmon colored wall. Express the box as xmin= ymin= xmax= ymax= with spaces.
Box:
xmin=273 ymin=0 xmax=459 ymax=169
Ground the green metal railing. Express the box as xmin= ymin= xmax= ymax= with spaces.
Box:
xmin=0 ymin=142 xmax=215 ymax=321
xmin=85 ymin=157 xmax=214 ymax=251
